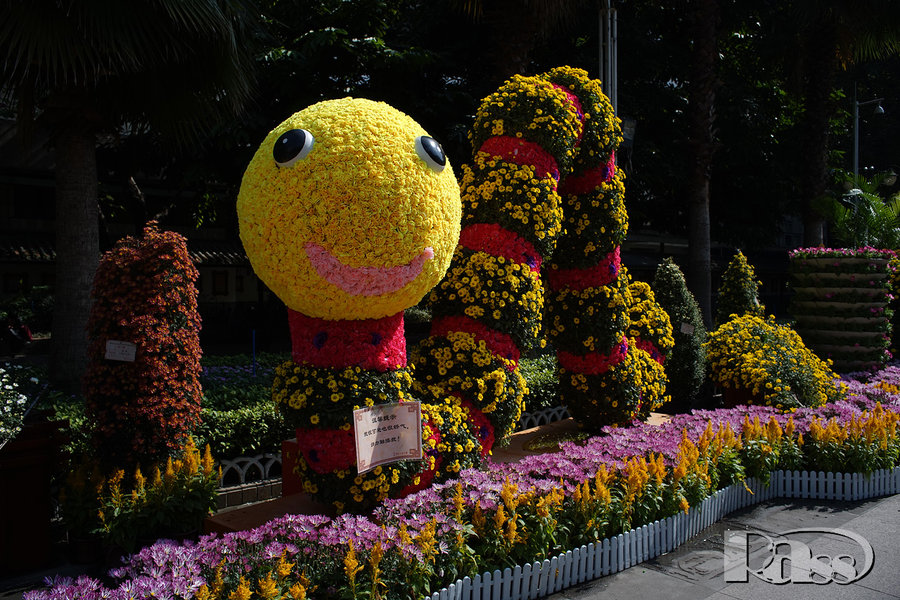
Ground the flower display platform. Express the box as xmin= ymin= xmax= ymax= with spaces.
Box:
xmin=204 ymin=414 xmax=673 ymax=535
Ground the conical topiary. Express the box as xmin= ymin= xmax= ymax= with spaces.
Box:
xmin=652 ymin=258 xmax=707 ymax=412
xmin=716 ymin=250 xmax=764 ymax=327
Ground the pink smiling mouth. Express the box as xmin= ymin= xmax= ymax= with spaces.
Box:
xmin=305 ymin=243 xmax=434 ymax=296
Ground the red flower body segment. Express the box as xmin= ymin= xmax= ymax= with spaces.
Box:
xmin=479 ymin=136 xmax=561 ymax=182
xmin=288 ymin=309 xmax=406 ymax=371
xmin=558 ymin=154 xmax=616 ymax=196
xmin=557 ymin=339 xmax=629 ymax=375
xmin=295 ymin=427 xmax=356 ymax=475
xmin=546 ymin=247 xmax=621 ymax=291
xmin=634 ymin=339 xmax=666 ymax=365
xmin=458 ymin=223 xmax=542 ymax=273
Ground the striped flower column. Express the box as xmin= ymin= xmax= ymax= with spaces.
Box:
xmin=413 ymin=74 xmax=584 ymax=462
xmin=543 ymin=67 xmax=670 ymax=429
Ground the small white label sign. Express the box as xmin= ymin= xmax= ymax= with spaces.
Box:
xmin=680 ymin=322 xmax=695 ymax=335
xmin=353 ymin=402 xmax=422 ymax=474
xmin=105 ymin=340 xmax=137 ymax=362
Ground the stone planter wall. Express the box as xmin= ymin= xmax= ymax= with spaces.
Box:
xmin=790 ymin=254 xmax=893 ymax=373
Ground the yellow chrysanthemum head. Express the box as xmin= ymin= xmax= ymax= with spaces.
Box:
xmin=237 ymin=98 xmax=461 ymax=320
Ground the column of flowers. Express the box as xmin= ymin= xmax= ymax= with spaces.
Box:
xmin=790 ymin=247 xmax=895 ymax=373
xmin=83 ymin=222 xmax=202 ymax=466
xmin=414 ymin=71 xmax=579 ymax=457
xmin=543 ymin=68 xmax=672 ymax=429
xmin=417 ymin=66 xmax=673 ymax=447
xmin=238 ymin=98 xmax=472 ymax=513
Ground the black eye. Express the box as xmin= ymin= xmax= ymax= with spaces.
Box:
xmin=273 ymin=129 xmax=314 ymax=168
xmin=415 ymin=136 xmax=446 ymax=172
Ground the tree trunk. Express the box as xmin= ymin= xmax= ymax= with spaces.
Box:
xmin=685 ymin=0 xmax=719 ymax=328
xmin=481 ymin=0 xmax=543 ymax=79
xmin=798 ymin=24 xmax=837 ymax=247
xmin=51 ymin=125 xmax=99 ymax=392
xmin=688 ymin=181 xmax=712 ymax=328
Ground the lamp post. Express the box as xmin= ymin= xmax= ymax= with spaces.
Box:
xmin=853 ymin=85 xmax=885 ymax=179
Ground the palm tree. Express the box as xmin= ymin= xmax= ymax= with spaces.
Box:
xmin=790 ymin=0 xmax=900 ymax=246
xmin=0 ymin=0 xmax=262 ymax=389
xmin=685 ymin=0 xmax=719 ymax=328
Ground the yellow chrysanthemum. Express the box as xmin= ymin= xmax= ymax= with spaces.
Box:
xmin=238 ymin=98 xmax=461 ymax=319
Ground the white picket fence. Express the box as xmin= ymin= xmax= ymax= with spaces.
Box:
xmin=426 ymin=467 xmax=900 ymax=600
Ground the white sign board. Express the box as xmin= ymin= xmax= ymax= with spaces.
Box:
xmin=353 ymin=402 xmax=422 ymax=474
xmin=105 ymin=340 xmax=137 ymax=362
xmin=680 ymin=322 xmax=695 ymax=335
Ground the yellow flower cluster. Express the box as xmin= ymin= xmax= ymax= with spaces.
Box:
xmin=196 ymin=553 xmax=313 ymax=600
xmin=705 ymin=315 xmax=847 ymax=409
xmin=716 ymin=251 xmax=765 ymax=326
xmin=548 ymin=282 xmax=628 ymax=352
xmin=272 ymin=361 xmax=414 ymax=427
xmin=271 ymin=360 xmax=425 ymax=510
xmin=470 ymin=75 xmax=584 ymax=174
xmin=428 ymin=248 xmax=544 ymax=349
xmin=421 ymin=400 xmax=480 ymax=477
xmin=808 ymin=404 xmax=898 ymax=450
xmin=412 ymin=331 xmax=527 ymax=441
xmin=237 ymin=98 xmax=461 ymax=320
xmin=558 ymin=337 xmax=667 ymax=424
xmin=555 ymin=170 xmax=628 ymax=267
xmin=540 ymin=66 xmax=622 ymax=171
xmin=460 ymin=152 xmax=563 ymax=256
xmin=625 ymin=274 xmax=675 ymax=356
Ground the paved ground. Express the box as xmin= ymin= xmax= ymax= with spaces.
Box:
xmin=547 ymin=493 xmax=900 ymax=600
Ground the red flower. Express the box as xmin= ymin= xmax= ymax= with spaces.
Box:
xmin=461 ymin=399 xmax=495 ymax=457
xmin=458 ymin=223 xmax=542 ymax=273
xmin=289 ymin=310 xmax=406 ymax=371
xmin=550 ymin=83 xmax=585 ymax=144
xmin=478 ymin=136 xmax=560 ymax=182
xmin=431 ymin=315 xmax=521 ymax=365
xmin=558 ymin=338 xmax=629 ymax=375
xmin=558 ymin=153 xmax=616 ymax=195
xmin=634 ymin=339 xmax=666 ymax=364
xmin=546 ymin=247 xmax=621 ymax=291
xmin=294 ymin=427 xmax=356 ymax=475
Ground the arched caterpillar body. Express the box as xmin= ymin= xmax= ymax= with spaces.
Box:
xmin=240 ymin=68 xmax=672 ymax=513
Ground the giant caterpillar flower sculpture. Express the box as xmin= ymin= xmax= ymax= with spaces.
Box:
xmin=237 ymin=68 xmax=672 ymax=513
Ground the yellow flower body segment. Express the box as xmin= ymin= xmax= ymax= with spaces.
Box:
xmin=237 ymin=98 xmax=461 ymax=320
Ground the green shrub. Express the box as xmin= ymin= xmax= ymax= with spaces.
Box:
xmin=196 ymin=398 xmax=293 ymax=459
xmin=201 ymin=352 xmax=288 ymax=370
xmin=715 ymin=250 xmax=764 ymax=326
xmin=652 ymin=258 xmax=708 ymax=412
xmin=519 ymin=354 xmax=560 ymax=412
